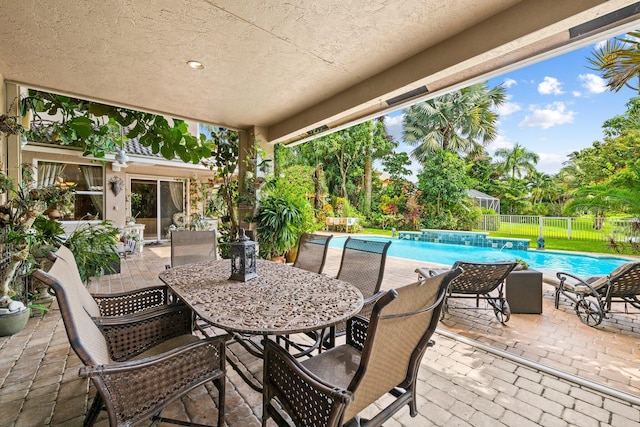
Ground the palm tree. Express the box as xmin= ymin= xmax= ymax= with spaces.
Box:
xmin=527 ymin=171 xmax=558 ymax=205
xmin=494 ymin=143 xmax=539 ymax=179
xmin=588 ymin=30 xmax=640 ymax=93
xmin=402 ymin=82 xmax=506 ymax=163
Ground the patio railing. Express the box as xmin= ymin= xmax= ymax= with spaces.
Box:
xmin=475 ymin=215 xmax=639 ymax=242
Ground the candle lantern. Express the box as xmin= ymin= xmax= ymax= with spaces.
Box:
xmin=230 ymin=229 xmax=258 ymax=281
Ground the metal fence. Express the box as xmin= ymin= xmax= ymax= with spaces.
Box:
xmin=475 ymin=215 xmax=640 ymax=242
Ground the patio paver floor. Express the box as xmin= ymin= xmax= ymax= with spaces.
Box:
xmin=1 ymin=240 xmax=640 ymax=426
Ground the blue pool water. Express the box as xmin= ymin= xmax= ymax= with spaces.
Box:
xmin=329 ymin=236 xmax=632 ymax=277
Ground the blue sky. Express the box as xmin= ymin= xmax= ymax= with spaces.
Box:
xmin=384 ymin=38 xmax=637 ymax=176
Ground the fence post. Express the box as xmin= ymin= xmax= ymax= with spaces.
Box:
xmin=539 ymin=216 xmax=543 ymax=237
xmin=568 ymin=217 xmax=572 ymax=240
xmin=610 ymin=218 xmax=614 ymax=242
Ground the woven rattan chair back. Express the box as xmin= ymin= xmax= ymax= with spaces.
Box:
xmin=336 ymin=237 xmax=391 ymax=298
xmin=170 ymin=230 xmax=218 ymax=267
xmin=292 ymin=233 xmax=332 ymax=274
xmin=602 ymin=262 xmax=640 ymax=298
xmin=344 ymin=268 xmax=459 ymax=421
xmin=448 ymin=261 xmax=517 ymax=294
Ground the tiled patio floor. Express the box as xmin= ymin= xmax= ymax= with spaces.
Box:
xmin=2 ymin=239 xmax=640 ymax=426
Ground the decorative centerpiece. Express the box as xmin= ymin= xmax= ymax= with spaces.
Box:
xmin=230 ymin=229 xmax=257 ymax=281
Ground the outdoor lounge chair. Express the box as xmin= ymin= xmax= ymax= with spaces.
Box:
xmin=555 ymin=262 xmax=640 ymax=326
xmin=262 ymin=267 xmax=462 ymax=427
xmin=292 ymin=233 xmax=332 ymax=274
xmin=417 ymin=260 xmax=517 ymax=323
xmin=33 ymin=249 xmax=227 ymax=427
xmin=168 ymin=229 xmax=218 ymax=268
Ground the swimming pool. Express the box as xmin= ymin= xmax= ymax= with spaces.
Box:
xmin=329 ymin=236 xmax=632 ymax=277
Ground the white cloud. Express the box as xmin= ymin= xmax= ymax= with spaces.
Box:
xmin=384 ymin=113 xmax=404 ymax=142
xmin=572 ymin=90 xmax=582 ymax=97
xmin=538 ymin=76 xmax=564 ymax=95
xmin=486 ymin=134 xmax=514 ymax=154
xmin=536 ymin=152 xmax=568 ymax=174
xmin=495 ymin=101 xmax=521 ymax=116
xmin=518 ymin=102 xmax=576 ymax=129
xmin=578 ymin=73 xmax=607 ymax=94
xmin=503 ymin=78 xmax=517 ymax=88
xmin=594 ymin=39 xmax=608 ymax=50
xmin=384 ymin=113 xmax=404 ymax=128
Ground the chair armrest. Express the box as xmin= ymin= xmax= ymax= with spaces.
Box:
xmin=356 ymin=290 xmax=386 ymax=322
xmin=92 ymin=285 xmax=171 ymax=316
xmin=345 ymin=315 xmax=369 ymax=351
xmin=80 ymin=335 xmax=226 ymax=426
xmin=556 ymin=271 xmax=603 ymax=297
xmin=416 ymin=267 xmax=448 ymax=281
xmin=94 ymin=304 xmax=194 ymax=361
xmin=363 ymin=290 xmax=385 ymax=306
xmin=262 ymin=339 xmax=353 ymax=427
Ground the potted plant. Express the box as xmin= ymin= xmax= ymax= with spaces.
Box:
xmin=0 ymin=169 xmax=68 ymax=335
xmin=256 ymin=194 xmax=304 ymax=262
xmin=65 ymin=221 xmax=120 ymax=283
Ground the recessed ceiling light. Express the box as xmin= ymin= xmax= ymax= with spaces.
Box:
xmin=187 ymin=60 xmax=204 ymax=70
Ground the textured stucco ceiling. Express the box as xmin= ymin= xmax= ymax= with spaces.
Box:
xmin=0 ymin=0 xmax=639 ymax=145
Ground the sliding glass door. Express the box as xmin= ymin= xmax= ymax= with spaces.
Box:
xmin=131 ymin=178 xmax=184 ymax=242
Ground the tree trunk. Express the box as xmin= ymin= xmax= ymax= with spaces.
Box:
xmin=314 ymin=164 xmax=323 ymax=210
xmin=363 ymin=147 xmax=372 ymax=215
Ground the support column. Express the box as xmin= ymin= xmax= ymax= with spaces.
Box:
xmin=4 ymin=83 xmax=22 ymax=184
xmin=0 ymin=76 xmax=5 ymax=175
xmin=238 ymin=126 xmax=272 ymax=235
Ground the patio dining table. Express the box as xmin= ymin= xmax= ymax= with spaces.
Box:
xmin=158 ymin=258 xmax=364 ymax=390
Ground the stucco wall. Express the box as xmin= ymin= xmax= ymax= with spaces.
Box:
xmin=22 ymin=147 xmax=217 ymax=231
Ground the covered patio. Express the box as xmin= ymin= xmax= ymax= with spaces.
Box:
xmin=3 ymin=2 xmax=640 ymax=426
xmin=2 ymin=242 xmax=640 ymax=425
xmin=3 ymin=1 xmax=640 ymax=187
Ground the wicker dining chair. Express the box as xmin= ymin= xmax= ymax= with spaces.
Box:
xmin=262 ymin=267 xmax=462 ymax=427
xmin=555 ymin=262 xmax=640 ymax=326
xmin=168 ymin=229 xmax=218 ymax=268
xmin=33 ymin=252 xmax=227 ymax=427
xmin=50 ymin=245 xmax=172 ymax=316
xmin=417 ymin=260 xmax=517 ymax=323
xmin=292 ymin=233 xmax=333 ymax=274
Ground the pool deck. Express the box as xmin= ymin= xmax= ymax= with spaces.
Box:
xmin=1 ymin=238 xmax=640 ymax=426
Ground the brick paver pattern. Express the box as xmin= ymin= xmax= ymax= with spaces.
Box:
xmin=1 ymin=238 xmax=639 ymax=426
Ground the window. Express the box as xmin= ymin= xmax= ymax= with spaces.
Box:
xmin=36 ymin=161 xmax=104 ymax=220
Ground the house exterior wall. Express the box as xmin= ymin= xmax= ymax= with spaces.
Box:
xmin=22 ymin=147 xmax=217 ymax=232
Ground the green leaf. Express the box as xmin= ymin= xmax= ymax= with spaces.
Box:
xmin=160 ymin=143 xmax=174 ymax=159
xmin=87 ymin=103 xmax=113 ymax=117
xmin=69 ymin=116 xmax=94 ymax=138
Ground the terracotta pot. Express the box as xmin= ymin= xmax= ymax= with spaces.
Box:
xmin=271 ymin=255 xmax=286 ymax=264
xmin=286 ymin=247 xmax=298 ymax=263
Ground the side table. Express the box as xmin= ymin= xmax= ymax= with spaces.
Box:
xmin=505 ymin=270 xmax=543 ymax=314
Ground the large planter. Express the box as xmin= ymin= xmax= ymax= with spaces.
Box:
xmin=0 ymin=307 xmax=30 ymax=336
